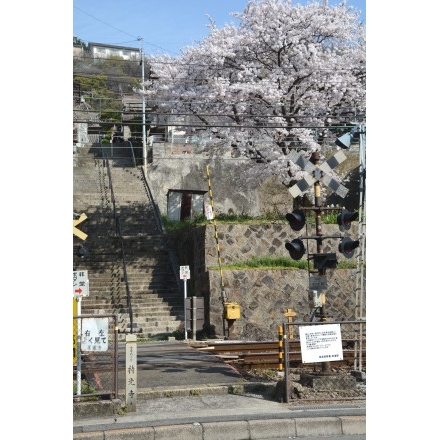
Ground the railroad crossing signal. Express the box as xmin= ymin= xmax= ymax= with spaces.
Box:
xmin=287 ymin=150 xmax=349 ymax=199
xmin=285 ymin=238 xmax=305 ymax=260
xmin=73 ymin=213 xmax=88 ymax=240
xmin=339 ymin=237 xmax=360 ymax=258
xmin=337 ymin=209 xmax=358 ymax=230
xmin=286 ymin=210 xmax=306 ymax=231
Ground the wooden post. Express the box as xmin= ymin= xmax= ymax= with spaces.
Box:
xmin=283 ymin=308 xmax=297 ymax=340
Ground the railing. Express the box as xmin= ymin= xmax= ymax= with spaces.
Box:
xmin=116 ymin=217 xmax=134 ymax=333
xmin=103 ymin=155 xmax=134 ymax=333
xmin=127 ymin=141 xmax=136 ymax=167
xmin=104 ymin=157 xmax=118 ymax=234
xmin=139 ymin=166 xmax=165 ymax=235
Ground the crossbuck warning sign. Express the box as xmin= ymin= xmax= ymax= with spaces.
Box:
xmin=287 ymin=151 xmax=348 ymax=199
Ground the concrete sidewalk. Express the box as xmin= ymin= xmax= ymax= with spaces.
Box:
xmin=73 ymin=385 xmax=365 ymax=439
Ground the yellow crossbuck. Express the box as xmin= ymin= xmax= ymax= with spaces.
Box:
xmin=73 ymin=213 xmax=88 ymax=240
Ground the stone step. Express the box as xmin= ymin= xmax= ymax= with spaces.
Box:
xmin=82 ymin=298 xmax=181 ymax=307
xmin=81 ymin=305 xmax=184 ymax=315
xmin=82 ymin=299 xmax=181 ymax=307
xmin=74 ymin=156 xmax=181 ymax=336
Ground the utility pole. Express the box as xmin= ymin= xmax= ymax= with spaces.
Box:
xmin=138 ymin=38 xmax=147 ymax=171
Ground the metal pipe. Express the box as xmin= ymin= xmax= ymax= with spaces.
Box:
xmin=283 ymin=323 xmax=290 ymax=403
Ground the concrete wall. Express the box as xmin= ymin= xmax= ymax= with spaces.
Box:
xmin=147 ymin=142 xmax=361 ymax=218
xmin=149 ymin=143 xmax=295 ymax=218
xmin=168 ymin=223 xmax=365 ymax=341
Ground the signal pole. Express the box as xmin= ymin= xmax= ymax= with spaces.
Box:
xmin=310 ymin=152 xmax=331 ymax=374
xmin=285 ymin=149 xmax=356 ymax=376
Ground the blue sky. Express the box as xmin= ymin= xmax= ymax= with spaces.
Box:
xmin=73 ymin=0 xmax=366 ymax=57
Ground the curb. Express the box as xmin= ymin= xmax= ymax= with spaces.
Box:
xmin=73 ymin=415 xmax=366 ymax=439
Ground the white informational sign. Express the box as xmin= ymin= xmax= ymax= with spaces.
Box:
xmin=180 ymin=265 xmax=190 ymax=280
xmin=81 ymin=318 xmax=109 ymax=352
xmin=73 ymin=270 xmax=89 ymax=297
xmin=299 ymin=324 xmax=343 ymax=363
xmin=204 ymin=202 xmax=214 ymax=220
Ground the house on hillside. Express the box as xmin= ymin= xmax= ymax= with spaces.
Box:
xmin=88 ymin=42 xmax=141 ymax=61
xmin=73 ymin=41 xmax=201 ymax=146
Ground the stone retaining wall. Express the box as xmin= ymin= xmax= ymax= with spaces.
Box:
xmin=169 ymin=223 xmax=365 ymax=340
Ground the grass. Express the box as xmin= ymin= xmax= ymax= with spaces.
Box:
xmin=209 ymin=257 xmax=309 ymax=270
xmin=164 ymin=213 xmax=361 ymax=270
xmin=73 ymin=380 xmax=99 ymax=400
xmin=162 ymin=211 xmax=344 ymax=233
xmin=210 ymin=256 xmax=358 ymax=270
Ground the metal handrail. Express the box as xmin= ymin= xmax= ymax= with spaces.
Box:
xmin=139 ymin=166 xmax=165 ymax=234
xmin=103 ymin=152 xmax=134 ymax=333
xmin=128 ymin=141 xmax=136 ymax=167
xmin=116 ymin=217 xmax=134 ymax=333
xmin=103 ymin=155 xmax=117 ymax=235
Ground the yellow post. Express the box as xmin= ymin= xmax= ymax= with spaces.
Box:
xmin=278 ymin=325 xmax=283 ymax=371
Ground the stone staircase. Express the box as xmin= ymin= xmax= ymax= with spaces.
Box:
xmin=73 ymin=144 xmax=184 ymax=339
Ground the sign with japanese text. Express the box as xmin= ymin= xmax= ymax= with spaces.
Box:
xmin=73 ymin=270 xmax=89 ymax=297
xmin=81 ymin=318 xmax=109 ymax=352
xmin=125 ymin=334 xmax=137 ymax=412
xmin=299 ymin=324 xmax=343 ymax=363
xmin=180 ymin=265 xmax=190 ymax=280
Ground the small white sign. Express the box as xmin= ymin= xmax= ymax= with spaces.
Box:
xmin=180 ymin=265 xmax=190 ymax=280
xmin=73 ymin=270 xmax=89 ymax=297
xmin=81 ymin=318 xmax=109 ymax=352
xmin=204 ymin=203 xmax=214 ymax=220
xmin=299 ymin=324 xmax=343 ymax=363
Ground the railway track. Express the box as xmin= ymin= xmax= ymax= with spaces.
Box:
xmin=195 ymin=340 xmax=366 ymax=370
xmin=75 ymin=338 xmax=366 ymax=377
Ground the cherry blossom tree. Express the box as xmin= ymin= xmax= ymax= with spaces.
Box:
xmin=136 ymin=0 xmax=365 ymax=187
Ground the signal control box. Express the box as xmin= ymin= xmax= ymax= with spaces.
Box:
xmin=224 ymin=302 xmax=241 ymax=320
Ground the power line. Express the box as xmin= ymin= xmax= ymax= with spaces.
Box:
xmin=74 ymin=54 xmax=365 ymax=72
xmin=73 ymin=6 xmax=181 ymax=55
xmin=74 ymin=5 xmax=140 ymax=41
